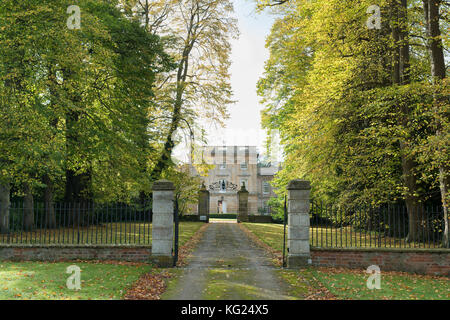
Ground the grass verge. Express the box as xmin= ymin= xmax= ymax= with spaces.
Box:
xmin=0 ymin=222 xmax=205 ymax=300
xmin=241 ymin=223 xmax=450 ymax=300
xmin=280 ymin=267 xmax=449 ymax=300
xmin=0 ymin=261 xmax=152 ymax=300
xmin=242 ymin=222 xmax=443 ymax=249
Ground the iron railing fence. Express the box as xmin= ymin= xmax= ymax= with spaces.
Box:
xmin=310 ymin=201 xmax=448 ymax=249
xmin=0 ymin=201 xmax=152 ymax=245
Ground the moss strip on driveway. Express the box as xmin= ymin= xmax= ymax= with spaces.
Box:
xmin=162 ymin=222 xmax=295 ymax=300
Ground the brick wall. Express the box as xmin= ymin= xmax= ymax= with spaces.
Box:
xmin=311 ymin=248 xmax=450 ymax=276
xmin=0 ymin=244 xmax=152 ymax=262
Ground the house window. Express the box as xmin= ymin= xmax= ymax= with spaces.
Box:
xmin=219 ymin=163 xmax=226 ymax=169
xmin=263 ymin=181 xmax=270 ymax=194
xmin=240 ymin=161 xmax=248 ymax=170
xmin=240 ymin=179 xmax=248 ymax=189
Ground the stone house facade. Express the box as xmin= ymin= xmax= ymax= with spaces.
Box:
xmin=189 ymin=146 xmax=279 ymax=214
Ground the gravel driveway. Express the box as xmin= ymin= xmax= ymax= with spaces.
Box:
xmin=163 ymin=222 xmax=293 ymax=300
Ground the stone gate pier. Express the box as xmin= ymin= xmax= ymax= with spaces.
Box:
xmin=237 ymin=183 xmax=249 ymax=222
xmin=287 ymin=179 xmax=311 ymax=268
xmin=151 ymin=179 xmax=175 ymax=267
xmin=198 ymin=183 xmax=210 ymax=223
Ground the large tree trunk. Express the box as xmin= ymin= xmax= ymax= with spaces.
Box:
xmin=43 ymin=66 xmax=58 ymax=229
xmin=399 ymin=0 xmax=410 ymax=84
xmin=392 ymin=0 xmax=428 ymax=242
xmin=424 ymin=0 xmax=446 ymax=80
xmin=137 ymin=100 xmax=152 ymax=203
xmin=149 ymin=53 xmax=192 ymax=182
xmin=392 ymin=1 xmax=401 ymax=85
xmin=149 ymin=105 xmax=181 ymax=182
xmin=439 ymin=169 xmax=449 ymax=247
xmin=65 ymin=167 xmax=91 ymax=227
xmin=0 ymin=182 xmax=10 ymax=234
xmin=424 ymin=0 xmax=449 ymax=247
xmin=64 ymin=168 xmax=92 ymax=203
xmin=148 ymin=1 xmax=200 ymax=182
xmin=44 ymin=174 xmax=56 ymax=228
xmin=63 ymin=66 xmax=92 ymax=206
xmin=64 ymin=110 xmax=92 ymax=203
xmin=64 ymin=109 xmax=92 ymax=226
xmin=23 ymin=183 xmax=34 ymax=231
xmin=400 ymin=147 xmax=427 ymax=241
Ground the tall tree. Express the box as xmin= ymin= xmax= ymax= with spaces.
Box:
xmin=391 ymin=0 xmax=427 ymax=242
xmin=423 ymin=0 xmax=449 ymax=247
xmin=124 ymin=0 xmax=238 ymax=183
xmin=256 ymin=0 xmax=448 ymax=244
xmin=0 ymin=0 xmax=174 ymax=211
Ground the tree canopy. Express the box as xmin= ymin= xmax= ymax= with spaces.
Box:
xmin=0 ymin=0 xmax=174 ymax=206
xmin=256 ymin=0 xmax=449 ymax=245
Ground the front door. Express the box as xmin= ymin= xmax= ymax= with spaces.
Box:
xmin=218 ymin=200 xmax=227 ymax=213
xmin=222 ymin=201 xmax=227 ymax=213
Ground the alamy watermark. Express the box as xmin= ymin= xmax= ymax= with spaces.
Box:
xmin=366 ymin=265 xmax=381 ymax=290
xmin=67 ymin=5 xmax=81 ymax=30
xmin=66 ymin=265 xmax=81 ymax=290
xmin=366 ymin=5 xmax=381 ymax=30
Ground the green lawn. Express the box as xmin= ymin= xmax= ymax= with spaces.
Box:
xmin=178 ymin=222 xmax=204 ymax=246
xmin=209 ymin=218 xmax=237 ymax=223
xmin=242 ymin=223 xmax=441 ymax=249
xmin=0 ymin=261 xmax=154 ymax=300
xmin=242 ymin=223 xmax=286 ymax=252
xmin=0 ymin=222 xmax=204 ymax=300
xmin=280 ymin=267 xmax=450 ymax=300
xmin=1 ymin=221 xmax=203 ymax=246
xmin=242 ymin=223 xmax=449 ymax=300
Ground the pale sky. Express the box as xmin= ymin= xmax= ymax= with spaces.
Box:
xmin=175 ymin=0 xmax=276 ymax=162
xmin=207 ymin=0 xmax=274 ymax=147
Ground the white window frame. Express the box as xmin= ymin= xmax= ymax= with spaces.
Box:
xmin=263 ymin=181 xmax=270 ymax=194
xmin=240 ymin=161 xmax=248 ymax=170
xmin=219 ymin=163 xmax=226 ymax=169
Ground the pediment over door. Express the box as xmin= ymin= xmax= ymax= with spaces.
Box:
xmin=209 ymin=180 xmax=238 ymax=192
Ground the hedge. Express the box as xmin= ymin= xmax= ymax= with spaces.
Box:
xmin=209 ymin=214 xmax=237 ymax=219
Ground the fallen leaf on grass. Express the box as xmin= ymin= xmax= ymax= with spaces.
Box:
xmin=123 ymin=271 xmax=173 ymax=300
xmin=123 ymin=224 xmax=207 ymax=299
